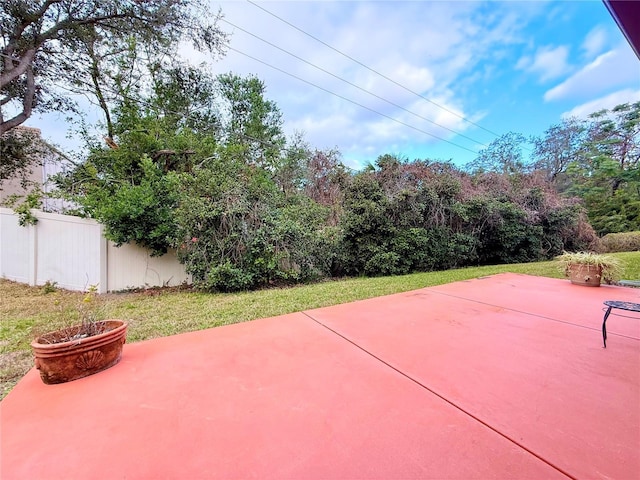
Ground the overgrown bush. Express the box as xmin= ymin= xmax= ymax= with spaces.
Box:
xmin=338 ymin=157 xmax=597 ymax=276
xmin=600 ymin=232 xmax=640 ymax=253
xmin=78 ymin=157 xmax=180 ymax=255
xmin=42 ymin=72 xmax=637 ymax=292
xmin=175 ymin=153 xmax=336 ymax=292
xmin=266 ymin=199 xmax=339 ymax=281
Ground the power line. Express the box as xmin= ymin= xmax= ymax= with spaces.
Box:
xmin=246 ymin=0 xmax=502 ymax=139
xmin=59 ymin=80 xmax=312 ymax=160
xmin=88 ymin=47 xmax=478 ymax=157
xmin=221 ymin=17 xmax=489 ymax=150
xmin=44 ymin=48 xmax=480 ymax=159
xmin=228 ymin=46 xmax=480 ymax=155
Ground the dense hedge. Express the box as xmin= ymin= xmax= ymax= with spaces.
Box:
xmin=335 ymin=160 xmax=596 ymax=278
xmin=44 ymin=72 xmax=637 ymax=292
xmin=58 ymin=150 xmax=599 ymax=291
xmin=599 ymin=232 xmax=640 ymax=253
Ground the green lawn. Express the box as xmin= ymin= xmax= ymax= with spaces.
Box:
xmin=2 ymin=251 xmax=639 ymax=400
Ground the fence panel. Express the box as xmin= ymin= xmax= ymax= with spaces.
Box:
xmin=34 ymin=211 xmax=105 ymax=291
xmin=0 ymin=209 xmax=32 ymax=284
xmin=0 ymin=208 xmax=189 ymax=292
xmin=107 ymin=243 xmax=191 ymax=292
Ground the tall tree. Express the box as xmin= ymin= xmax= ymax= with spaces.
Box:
xmin=586 ymin=102 xmax=639 ymax=173
xmin=0 ymin=0 xmax=228 ymax=135
xmin=468 ymin=132 xmax=528 ymax=174
xmin=216 ymin=73 xmax=285 ymax=169
xmin=54 ymin=63 xmax=222 ymax=255
xmin=567 ymin=102 xmax=640 ymax=234
xmin=531 ymin=117 xmax=587 ymax=187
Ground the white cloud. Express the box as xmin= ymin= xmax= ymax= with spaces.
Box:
xmin=516 ymin=45 xmax=571 ymax=82
xmin=581 ymin=26 xmax=607 ymax=59
xmin=209 ymin=0 xmax=521 ymax=164
xmin=515 ymin=55 xmax=531 ymax=70
xmin=562 ymin=89 xmax=640 ymax=119
xmin=544 ymin=45 xmax=639 ymax=102
xmin=19 ymin=1 xmax=632 ymax=168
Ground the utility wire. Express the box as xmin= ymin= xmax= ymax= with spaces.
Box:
xmin=246 ymin=0 xmax=501 ymax=139
xmin=83 ymin=51 xmax=478 ymax=158
xmin=40 ymin=52 xmax=480 ymax=159
xmin=61 ymin=80 xmax=312 ymax=160
xmin=221 ymin=18 xmax=488 ymax=149
xmin=228 ymin=46 xmax=480 ymax=155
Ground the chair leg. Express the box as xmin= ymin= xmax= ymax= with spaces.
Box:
xmin=602 ymin=306 xmax=613 ymax=348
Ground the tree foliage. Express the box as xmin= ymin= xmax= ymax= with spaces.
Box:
xmin=174 ymin=152 xmax=337 ymax=291
xmin=56 ymin=67 xmax=339 ymax=287
xmin=531 ymin=117 xmax=586 ymax=187
xmin=216 ymin=73 xmax=285 ymax=169
xmin=336 ymin=155 xmax=595 ymax=277
xmin=54 ymin=64 xmax=222 ymax=255
xmin=468 ymin=132 xmax=528 ymax=174
xmin=564 ymin=102 xmax=640 ymax=234
xmin=0 ymin=0 xmax=228 ymax=135
xmin=0 ymin=126 xmax=47 ymax=183
xmin=47 ymin=42 xmax=636 ymax=291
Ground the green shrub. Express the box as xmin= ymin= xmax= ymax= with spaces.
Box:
xmin=600 ymin=232 xmax=640 ymax=253
xmin=175 ymin=157 xmax=337 ymax=292
xmin=75 ymin=157 xmax=180 ymax=256
xmin=364 ymin=251 xmax=402 ymax=276
xmin=203 ymin=261 xmax=254 ymax=292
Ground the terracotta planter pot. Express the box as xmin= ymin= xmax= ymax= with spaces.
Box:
xmin=31 ymin=320 xmax=128 ymax=385
xmin=568 ymin=264 xmax=602 ymax=287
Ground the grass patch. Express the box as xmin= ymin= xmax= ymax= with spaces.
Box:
xmin=2 ymin=252 xmax=638 ymax=400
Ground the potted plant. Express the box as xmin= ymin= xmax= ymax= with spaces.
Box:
xmin=556 ymin=251 xmax=623 ymax=287
xmin=31 ymin=285 xmax=128 ymax=384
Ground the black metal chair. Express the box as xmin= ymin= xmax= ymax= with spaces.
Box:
xmin=602 ymin=300 xmax=640 ymax=348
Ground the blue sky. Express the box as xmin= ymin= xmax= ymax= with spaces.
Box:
xmin=27 ymin=0 xmax=640 ymax=170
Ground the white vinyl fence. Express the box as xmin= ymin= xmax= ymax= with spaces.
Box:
xmin=0 ymin=208 xmax=190 ymax=293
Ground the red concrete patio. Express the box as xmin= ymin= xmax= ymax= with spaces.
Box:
xmin=2 ymin=273 xmax=639 ymax=479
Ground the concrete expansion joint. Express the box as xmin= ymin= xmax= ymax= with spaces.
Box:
xmin=300 ymin=310 xmax=579 ymax=480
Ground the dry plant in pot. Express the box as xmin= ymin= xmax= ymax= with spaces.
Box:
xmin=556 ymin=251 xmax=623 ymax=287
xmin=31 ymin=285 xmax=128 ymax=384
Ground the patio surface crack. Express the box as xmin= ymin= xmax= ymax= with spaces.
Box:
xmin=302 ymin=310 xmax=578 ymax=480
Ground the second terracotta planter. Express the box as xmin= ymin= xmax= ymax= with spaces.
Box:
xmin=568 ymin=264 xmax=603 ymax=287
